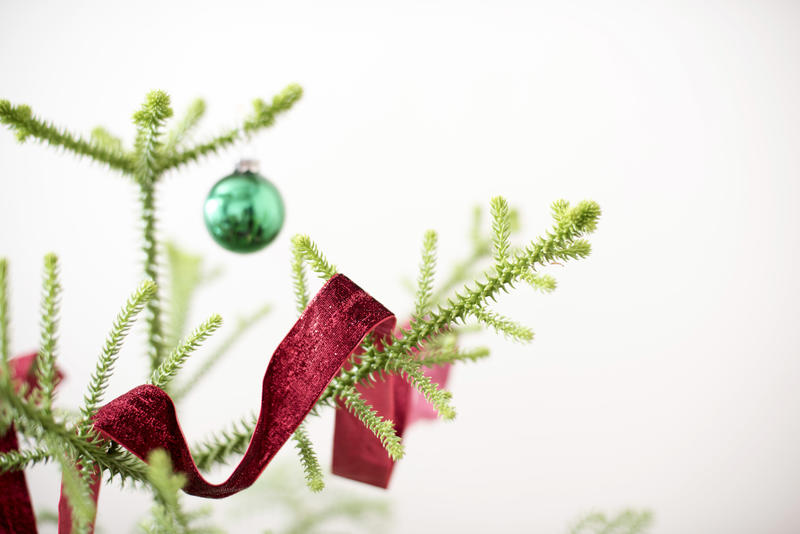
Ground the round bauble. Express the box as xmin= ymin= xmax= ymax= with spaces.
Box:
xmin=203 ymin=166 xmax=285 ymax=253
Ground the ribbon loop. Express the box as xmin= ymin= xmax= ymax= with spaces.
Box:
xmin=92 ymin=273 xmax=396 ymax=498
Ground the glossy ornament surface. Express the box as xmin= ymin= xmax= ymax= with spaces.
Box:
xmin=203 ymin=167 xmax=285 ymax=253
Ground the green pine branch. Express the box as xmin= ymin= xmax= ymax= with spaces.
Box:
xmin=0 ymin=377 xmax=148 ymax=485
xmin=35 ymin=253 xmax=61 ymax=412
xmin=171 ymin=305 xmax=271 ymax=403
xmin=291 ymin=237 xmax=311 ymax=314
xmin=155 ymin=84 xmax=303 ymax=173
xmin=339 ymin=386 xmax=404 ymax=461
xmin=165 ymin=242 xmax=206 ymax=351
xmin=490 ymin=196 xmax=512 ymax=265
xmin=521 ymin=271 xmax=557 ymax=292
xmin=150 ymin=314 xmax=223 ymax=391
xmin=90 ymin=126 xmax=124 ymax=154
xmin=80 ymin=281 xmax=157 ymax=433
xmin=192 ymin=412 xmax=257 ymax=472
xmin=414 ymin=230 xmax=438 ymax=319
xmin=469 ymin=306 xmax=534 ymax=342
xmin=568 ymin=509 xmax=654 ymax=534
xmin=419 ymin=346 xmax=491 ymax=367
xmin=163 ymin=98 xmax=206 ymax=153
xmin=291 ymin=235 xmax=337 ymax=280
xmin=48 ymin=436 xmax=96 ymax=534
xmin=0 ymin=259 xmax=10 ymax=383
xmin=0 ymin=100 xmax=133 ymax=172
xmin=291 ymin=423 xmax=325 ymax=492
xmin=0 ymin=446 xmax=51 ymax=473
xmin=319 ymin=197 xmax=600 ymax=419
xmin=141 ymin=449 xmax=189 ymax=534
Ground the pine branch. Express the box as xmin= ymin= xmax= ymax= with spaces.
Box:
xmin=0 ymin=446 xmax=51 ymax=473
xmin=291 ymin=237 xmax=311 ymax=314
xmin=568 ymin=509 xmax=654 ymax=534
xmin=90 ymin=127 xmax=124 ymax=154
xmin=144 ymin=449 xmax=188 ymax=526
xmin=521 ymin=271 xmax=557 ymax=293
xmin=319 ymin=198 xmax=601 ymax=419
xmin=163 ymin=98 xmax=206 ymax=153
xmin=291 ymin=235 xmax=337 ymax=280
xmin=150 ymin=314 xmax=223 ymax=391
xmin=0 ymin=378 xmax=148 ymax=485
xmin=80 ymin=281 xmax=156 ymax=432
xmin=291 ymin=423 xmax=324 ymax=492
xmin=133 ymin=90 xmax=173 ymax=186
xmin=0 ymin=259 xmax=10 ymax=383
xmin=0 ymin=100 xmax=134 ymax=172
xmin=469 ymin=306 xmax=534 ymax=342
xmin=171 ymin=305 xmax=270 ymax=402
xmin=191 ymin=413 xmax=257 ymax=472
xmin=141 ymin=184 xmax=165 ymax=373
xmin=165 ymin=242 xmax=205 ymax=351
xmin=490 ymin=196 xmax=512 ymax=265
xmin=339 ymin=386 xmax=404 ymax=461
xmin=156 ymin=84 xmax=303 ymax=172
xmin=132 ymin=91 xmax=173 ymax=374
xmin=419 ymin=346 xmax=491 ymax=367
xmin=48 ymin=436 xmax=96 ymax=534
xmin=414 ymin=230 xmax=437 ymax=319
xmin=35 ymin=253 xmax=61 ymax=412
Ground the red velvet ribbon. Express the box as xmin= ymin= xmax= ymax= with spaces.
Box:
xmin=1 ymin=354 xmax=43 ymax=534
xmin=332 ymin=324 xmax=452 ymax=487
xmin=0 ymin=273 xmax=398 ymax=533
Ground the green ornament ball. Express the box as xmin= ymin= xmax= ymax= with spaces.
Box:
xmin=203 ymin=168 xmax=285 ymax=253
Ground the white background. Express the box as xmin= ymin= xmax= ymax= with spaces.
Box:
xmin=1 ymin=1 xmax=799 ymax=532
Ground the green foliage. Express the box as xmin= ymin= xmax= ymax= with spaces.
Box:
xmin=521 ymin=271 xmax=558 ymax=292
xmin=163 ymin=98 xmax=206 ymax=153
xmin=490 ymin=196 xmax=512 ymax=265
xmin=233 ymin=463 xmax=390 ymax=534
xmin=0 ymin=375 xmax=148 ymax=485
xmin=568 ymin=509 xmax=654 ymax=534
xmin=171 ymin=304 xmax=271 ymax=403
xmin=91 ymin=126 xmax=124 ymax=154
xmin=151 ymin=314 xmax=223 ymax=391
xmin=0 ymin=100 xmax=133 ymax=171
xmin=318 ymin=197 xmax=600 ymax=421
xmin=469 ymin=306 xmax=534 ymax=342
xmin=165 ymin=242 xmax=206 ymax=351
xmin=419 ymin=346 xmax=491 ymax=366
xmin=139 ymin=449 xmax=222 ymax=534
xmin=0 ymin=446 xmax=51 ymax=473
xmin=80 ymin=281 xmax=157 ymax=432
xmin=156 ymin=84 xmax=303 ymax=172
xmin=339 ymin=386 xmax=404 ymax=461
xmin=35 ymin=253 xmax=61 ymax=412
xmin=0 ymin=259 xmax=10 ymax=383
xmin=290 ymin=237 xmax=311 ymax=314
xmin=414 ymin=230 xmax=438 ymax=319
xmin=192 ymin=413 xmax=258 ymax=472
xmin=48 ymin=436 xmax=96 ymax=534
xmin=291 ymin=423 xmax=325 ymax=492
xmin=290 ymin=235 xmax=337 ymax=281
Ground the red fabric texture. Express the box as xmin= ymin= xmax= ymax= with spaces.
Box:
xmin=0 ymin=353 xmax=59 ymax=534
xmin=331 ymin=324 xmax=452 ymax=488
xmin=91 ymin=273 xmax=396 ymax=498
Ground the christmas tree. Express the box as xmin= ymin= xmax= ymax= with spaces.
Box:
xmin=0 ymin=85 xmax=615 ymax=533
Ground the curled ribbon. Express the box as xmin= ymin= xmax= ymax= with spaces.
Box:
xmin=1 ymin=273 xmax=397 ymax=533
